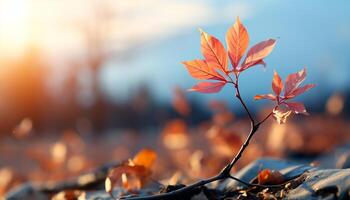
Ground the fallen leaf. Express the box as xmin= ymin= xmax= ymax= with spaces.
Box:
xmin=172 ymin=87 xmax=191 ymax=116
xmin=132 ymin=149 xmax=157 ymax=169
xmin=161 ymin=119 xmax=188 ymax=149
xmin=51 ymin=190 xmax=84 ymax=200
xmin=105 ymin=149 xmax=157 ymax=192
xmin=258 ymin=169 xmax=285 ymax=185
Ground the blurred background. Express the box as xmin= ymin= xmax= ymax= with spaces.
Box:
xmin=0 ymin=0 xmax=350 ymax=197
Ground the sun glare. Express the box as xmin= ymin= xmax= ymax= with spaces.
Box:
xmin=0 ymin=0 xmax=31 ymax=58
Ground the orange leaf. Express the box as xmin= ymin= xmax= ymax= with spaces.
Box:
xmin=200 ymin=29 xmax=228 ymax=73
xmin=241 ymin=39 xmax=276 ymax=71
xmin=105 ymin=149 xmax=158 ymax=193
xmin=254 ymin=94 xmax=276 ymax=101
xmin=284 ymin=68 xmax=306 ymax=98
xmin=161 ymin=119 xmax=189 ymax=149
xmin=182 ymin=59 xmax=225 ymax=81
xmin=106 ymin=164 xmax=151 ymax=191
xmin=272 ymin=71 xmax=283 ymax=96
xmin=273 ymin=108 xmax=292 ymax=124
xmin=258 ymin=169 xmax=284 ymax=185
xmin=132 ymin=149 xmax=157 ymax=169
xmin=172 ymin=87 xmax=191 ymax=116
xmin=287 ymin=84 xmax=315 ymax=99
xmin=226 ymin=17 xmax=249 ymax=69
xmin=52 ymin=190 xmax=84 ymax=200
xmin=285 ymin=102 xmax=308 ymax=115
xmin=189 ymin=81 xmax=226 ymax=93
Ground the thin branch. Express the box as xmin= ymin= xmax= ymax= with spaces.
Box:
xmin=121 ymin=173 xmax=225 ymax=200
xmin=257 ymin=105 xmax=279 ymax=126
xmin=228 ymin=175 xmax=287 ymax=189
xmin=227 ymin=123 xmax=259 ymax=171
xmin=119 ymin=73 xmax=274 ymax=200
xmin=228 ymin=175 xmax=253 ymax=186
xmin=257 ymin=111 xmax=273 ymax=126
xmin=234 ymin=74 xmax=255 ymax=124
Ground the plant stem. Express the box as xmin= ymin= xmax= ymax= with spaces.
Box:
xmin=234 ymin=76 xmax=255 ymax=124
xmin=226 ymin=123 xmax=259 ymax=172
xmin=121 ymin=174 xmax=224 ymax=200
xmin=120 ymin=74 xmax=273 ymax=200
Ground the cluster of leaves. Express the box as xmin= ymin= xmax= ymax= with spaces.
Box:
xmin=182 ymin=17 xmax=275 ymax=93
xmin=255 ymin=69 xmax=315 ymax=123
xmin=183 ymin=17 xmax=315 ymax=124
xmin=105 ymin=149 xmax=157 ymax=195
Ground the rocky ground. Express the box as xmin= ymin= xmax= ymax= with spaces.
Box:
xmin=5 ymin=144 xmax=350 ymax=200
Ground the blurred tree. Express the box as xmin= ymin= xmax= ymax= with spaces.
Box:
xmin=0 ymin=44 xmax=48 ymax=133
xmin=71 ymin=1 xmax=139 ymax=131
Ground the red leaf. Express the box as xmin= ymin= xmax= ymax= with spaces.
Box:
xmin=254 ymin=94 xmax=276 ymax=101
xmin=241 ymin=39 xmax=276 ymax=71
xmin=285 ymin=102 xmax=308 ymax=115
xmin=182 ymin=59 xmax=225 ymax=81
xmin=284 ymin=68 xmax=306 ymax=97
xmin=189 ymin=81 xmax=226 ymax=93
xmin=287 ymin=84 xmax=315 ymax=99
xmin=226 ymin=17 xmax=249 ymax=69
xmin=200 ymin=29 xmax=228 ymax=73
xmin=272 ymin=71 xmax=283 ymax=96
xmin=258 ymin=169 xmax=285 ymax=185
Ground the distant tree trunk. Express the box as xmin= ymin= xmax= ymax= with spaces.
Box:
xmin=90 ymin=58 xmax=107 ymax=132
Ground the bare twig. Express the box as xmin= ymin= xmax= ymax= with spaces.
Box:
xmin=227 ymin=175 xmax=287 ymax=189
xmin=121 ymin=174 xmax=225 ymax=200
xmin=119 ymin=73 xmax=274 ymax=200
xmin=233 ymin=73 xmax=255 ymax=124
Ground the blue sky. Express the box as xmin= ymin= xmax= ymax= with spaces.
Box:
xmin=1 ymin=0 xmax=348 ymax=109
xmin=99 ymin=0 xmax=350 ymax=109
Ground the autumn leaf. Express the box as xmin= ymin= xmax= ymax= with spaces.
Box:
xmin=254 ymin=94 xmax=276 ymax=100
xmin=283 ymin=68 xmax=303 ymax=97
xmin=52 ymin=190 xmax=85 ymax=200
xmin=105 ymin=164 xmax=150 ymax=192
xmin=200 ymin=29 xmax=228 ymax=73
xmin=132 ymin=149 xmax=157 ymax=169
xmin=105 ymin=149 xmax=158 ymax=193
xmin=240 ymin=39 xmax=276 ymax=71
xmin=272 ymin=71 xmax=283 ymax=97
xmin=272 ymin=108 xmax=292 ymax=124
xmin=286 ymin=84 xmax=316 ymax=99
xmin=226 ymin=17 xmax=249 ymax=69
xmin=285 ymin=102 xmax=308 ymax=114
xmin=161 ymin=119 xmax=189 ymax=149
xmin=172 ymin=87 xmax=191 ymax=116
xmin=257 ymin=169 xmax=285 ymax=185
xmin=189 ymin=81 xmax=226 ymax=93
xmin=182 ymin=59 xmax=225 ymax=81
xmin=254 ymin=69 xmax=314 ymax=110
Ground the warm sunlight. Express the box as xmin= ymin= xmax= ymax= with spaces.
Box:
xmin=0 ymin=0 xmax=31 ymax=58
xmin=0 ymin=1 xmax=350 ymax=199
